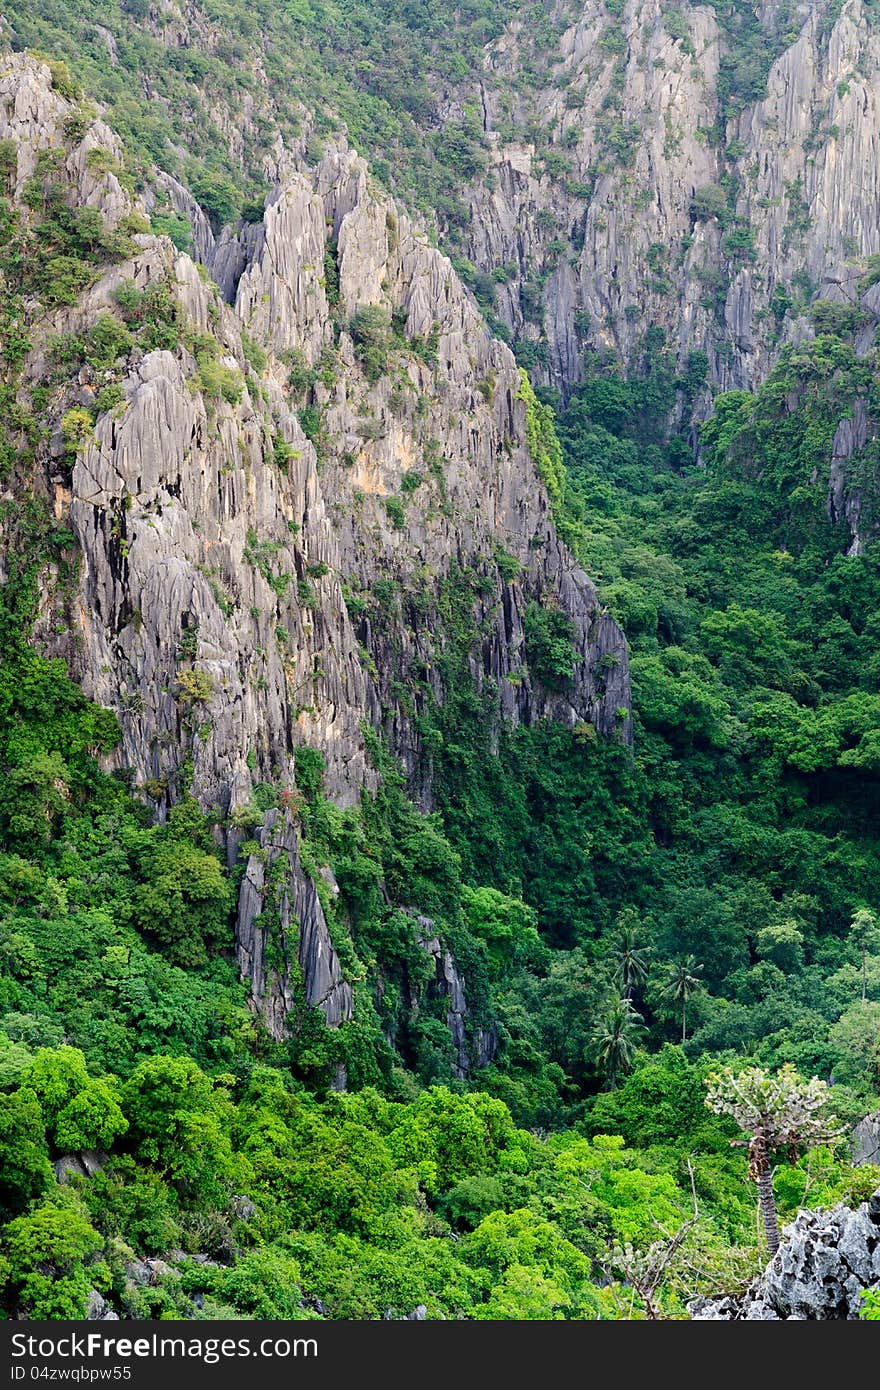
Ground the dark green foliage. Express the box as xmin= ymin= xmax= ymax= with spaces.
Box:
xmin=190 ymin=171 xmax=240 ymax=230
xmin=0 ymin=1091 xmax=52 ymax=1218
xmin=130 ymin=800 xmax=233 ymax=967
xmin=523 ymin=600 xmax=577 ymax=688
xmin=85 ymin=313 xmax=134 ymax=368
xmin=240 ymin=330 xmax=267 ymax=375
xmin=534 ymin=326 xmax=880 ymax=1090
xmin=350 ymin=305 xmax=391 ymax=382
xmin=703 ymin=0 xmax=804 ymax=122
xmin=112 ymin=278 xmax=184 ymax=351
xmin=384 ymin=496 xmax=406 ymax=530
xmin=1 ymin=1205 xmax=105 ymax=1319
xmin=690 ymin=183 xmax=729 ymax=223
xmin=150 ymin=210 xmax=194 ymax=253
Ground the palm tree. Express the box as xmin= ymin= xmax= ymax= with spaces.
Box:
xmin=591 ymin=996 xmax=645 ymax=1090
xmin=705 ymin=1064 xmax=843 ymax=1255
xmin=612 ymin=919 xmax=651 ymax=1000
xmin=663 ymin=955 xmax=703 ymax=1042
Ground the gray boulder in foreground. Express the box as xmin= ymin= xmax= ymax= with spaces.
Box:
xmin=689 ymin=1188 xmax=880 ymax=1319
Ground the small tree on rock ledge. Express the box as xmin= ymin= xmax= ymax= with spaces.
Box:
xmin=705 ymin=1063 xmax=843 ymax=1257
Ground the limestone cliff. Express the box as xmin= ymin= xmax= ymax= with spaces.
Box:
xmin=455 ymin=0 xmax=880 ymax=397
xmin=10 ymin=1 xmax=880 ymax=544
xmin=0 ymin=53 xmax=629 ymax=1051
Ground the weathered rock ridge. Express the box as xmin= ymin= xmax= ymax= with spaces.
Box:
xmin=689 ymin=1186 xmax=880 ymax=1319
xmin=457 ymin=0 xmax=880 ymax=397
xmin=235 ymin=809 xmax=353 ymax=1038
xmin=1 ymin=54 xmax=629 ymax=1051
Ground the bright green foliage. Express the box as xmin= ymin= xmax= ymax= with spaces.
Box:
xmin=187 ymin=1246 xmax=306 ymax=1319
xmin=197 ymin=359 xmax=245 ymax=405
xmin=121 ymin=1055 xmax=239 ymax=1200
xmin=20 ymin=1046 xmax=91 ymax=1130
xmin=863 ymin=1290 xmax=880 ymax=1319
xmin=463 ymin=1208 xmax=599 ymax=1319
xmin=83 ymin=1158 xmax=181 ymax=1256
xmin=553 ymin=1134 xmax=684 ymax=1247
xmin=519 ymin=370 xmax=566 ymax=512
xmin=0 ymin=1091 xmax=52 ymax=1217
xmin=461 ymin=886 xmax=543 ymax=978
xmin=16 ymin=1049 xmax=126 ymax=1154
xmin=586 ymin=1047 xmax=729 ymax=1150
xmin=130 ymin=807 xmax=232 ymax=967
xmin=387 ymin=1087 xmax=527 ymax=1195
xmin=1 ymin=1205 xmax=105 ymax=1319
xmin=54 ymin=1079 xmax=128 ymax=1152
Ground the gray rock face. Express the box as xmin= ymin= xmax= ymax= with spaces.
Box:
xmin=54 ymin=1150 xmax=108 ymax=1184
xmin=458 ymin=0 xmax=880 ymax=398
xmin=236 ymin=809 xmax=352 ymax=1038
xmin=0 ymin=55 xmax=126 ymax=226
xmin=824 ymin=280 xmax=880 ymax=549
xmin=86 ymin=1289 xmax=119 ymax=1321
xmin=414 ymin=919 xmax=497 ymax=1078
xmin=149 ymin=170 xmax=217 ymax=265
xmin=689 ymin=1187 xmax=880 ymax=1319
xmin=4 ymin=53 xmax=629 ymax=1052
xmin=852 ymin=1110 xmax=880 ymax=1166
xmin=124 ymin=1258 xmax=171 ymax=1289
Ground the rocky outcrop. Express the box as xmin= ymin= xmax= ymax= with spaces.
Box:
xmin=86 ymin=1290 xmax=119 ymax=1321
xmin=216 ymin=148 xmax=631 ymax=787
xmin=2 ymin=53 xmax=628 ymax=1049
xmin=853 ymin=1110 xmax=880 ymax=1167
xmin=414 ymin=920 xmax=497 ymax=1078
xmin=54 ymin=1151 xmax=108 ymax=1184
xmin=236 ymin=809 xmax=352 ymax=1038
xmin=0 ymin=54 xmax=129 ymax=226
xmin=689 ymin=1187 xmax=880 ymax=1319
xmin=148 ymin=170 xmax=217 ymax=265
xmin=824 ymin=280 xmax=880 ymax=551
xmin=456 ymin=0 xmax=880 ymax=397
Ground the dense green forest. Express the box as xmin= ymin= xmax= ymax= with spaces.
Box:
xmin=1 ymin=0 xmax=880 ymax=1322
xmin=3 ymin=318 xmax=880 ymax=1317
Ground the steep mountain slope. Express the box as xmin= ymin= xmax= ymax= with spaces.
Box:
xmin=461 ymin=0 xmax=880 ymax=394
xmin=0 ymin=51 xmax=627 ymax=1050
xmin=2 ymin=6 xmax=880 ymax=1327
xmin=9 ymin=0 xmax=880 ymax=405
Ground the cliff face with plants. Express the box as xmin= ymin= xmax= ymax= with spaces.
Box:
xmin=10 ymin=0 xmax=880 ymax=547
xmin=458 ymin=0 xmax=880 ymax=397
xmin=3 ymin=0 xmax=880 ymax=1327
xmin=0 ymin=52 xmax=628 ymax=1045
xmin=12 ymin=1 xmax=880 ymax=394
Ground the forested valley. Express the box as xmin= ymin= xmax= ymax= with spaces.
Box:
xmin=1 ymin=0 xmax=880 ymax=1321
